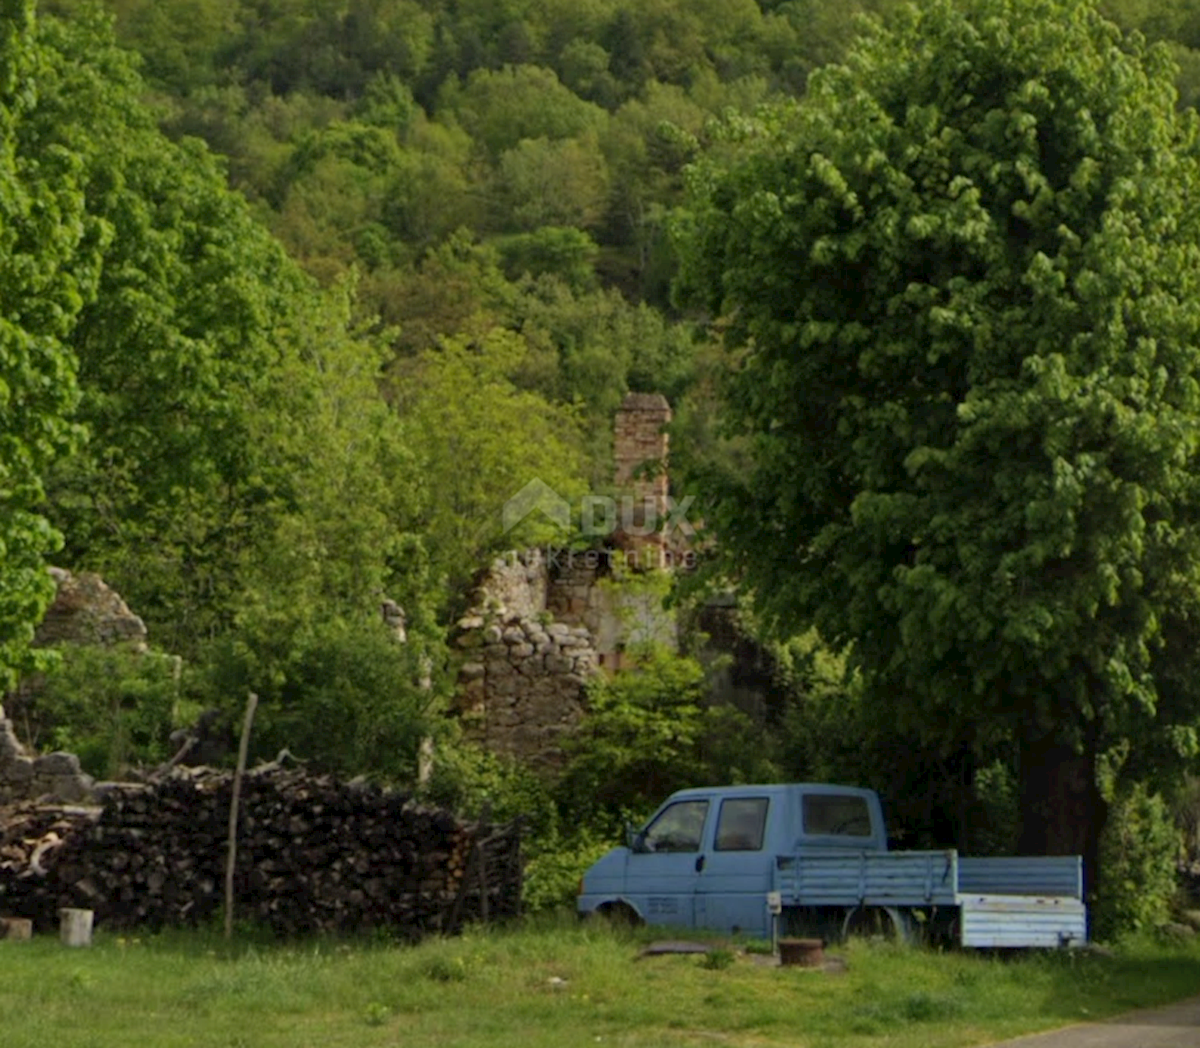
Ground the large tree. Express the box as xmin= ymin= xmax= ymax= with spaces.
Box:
xmin=677 ymin=0 xmax=1200 ymax=896
xmin=0 ymin=0 xmax=102 ymax=690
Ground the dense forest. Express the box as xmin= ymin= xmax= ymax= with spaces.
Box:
xmin=7 ymin=0 xmax=1200 ymax=931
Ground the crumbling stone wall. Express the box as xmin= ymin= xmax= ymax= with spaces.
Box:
xmin=0 ymin=705 xmax=95 ymax=804
xmin=454 ymin=607 xmax=596 ymax=771
xmin=34 ymin=568 xmax=148 ymax=651
xmin=545 ymin=552 xmax=677 ymax=671
xmin=451 ymin=394 xmax=681 ymax=767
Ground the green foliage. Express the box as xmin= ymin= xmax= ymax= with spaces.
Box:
xmin=558 ymin=643 xmax=778 ymax=834
xmin=391 ymin=327 xmax=590 ymax=597
xmin=676 ymin=0 xmax=1200 ymax=869
xmin=495 ymin=228 xmax=600 ymax=292
xmin=700 ymin=947 xmax=735 ymax=970
xmin=521 ymin=828 xmax=612 ymax=913
xmin=422 ymin=738 xmax=554 ymax=828
xmin=26 ymin=645 xmax=181 ymax=778
xmin=441 ymin=64 xmax=607 ymax=160
xmin=1095 ymin=783 xmax=1182 ymax=940
xmin=197 ymin=614 xmax=436 ymax=783
xmin=0 ymin=0 xmax=97 ymax=691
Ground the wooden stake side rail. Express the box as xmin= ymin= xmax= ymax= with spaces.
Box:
xmin=0 ymin=766 xmax=523 ymax=938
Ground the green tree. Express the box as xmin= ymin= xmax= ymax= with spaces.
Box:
xmin=558 ymin=642 xmax=778 ymax=833
xmin=391 ymin=327 xmax=590 ymax=599
xmin=0 ymin=0 xmax=101 ymax=691
xmin=440 ymin=64 xmax=607 ymax=160
xmin=677 ymin=0 xmax=1200 ymax=898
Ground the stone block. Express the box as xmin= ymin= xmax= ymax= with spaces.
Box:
xmin=491 ymin=676 xmax=519 ymax=698
xmin=6 ymin=756 xmax=33 ymax=783
xmin=545 ymin=655 xmax=574 ymax=674
xmin=459 ymin=662 xmax=485 ymax=681
xmin=35 ymin=752 xmax=82 ymax=777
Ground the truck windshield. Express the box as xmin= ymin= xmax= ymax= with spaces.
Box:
xmin=803 ymin=794 xmax=872 ymax=837
xmin=638 ymin=800 xmax=709 ymax=853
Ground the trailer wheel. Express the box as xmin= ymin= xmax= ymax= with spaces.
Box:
xmin=841 ymin=905 xmax=911 ymax=944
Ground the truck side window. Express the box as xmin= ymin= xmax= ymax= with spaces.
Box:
xmin=803 ymin=794 xmax=872 ymax=837
xmin=715 ymin=798 xmax=768 ymax=851
xmin=641 ymin=800 xmax=709 ymax=853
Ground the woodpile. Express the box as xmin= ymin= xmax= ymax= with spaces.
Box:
xmin=0 ymin=765 xmax=522 ymax=938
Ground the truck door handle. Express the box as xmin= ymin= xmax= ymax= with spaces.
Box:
xmin=695 ymin=855 xmax=706 ymax=873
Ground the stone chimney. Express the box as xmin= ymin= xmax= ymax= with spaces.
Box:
xmin=613 ymin=393 xmax=671 ymax=543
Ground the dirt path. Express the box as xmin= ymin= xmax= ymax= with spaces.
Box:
xmin=982 ymin=995 xmax=1200 ymax=1047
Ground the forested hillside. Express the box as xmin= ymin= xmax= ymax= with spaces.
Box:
xmin=8 ymin=0 xmax=1200 ymax=930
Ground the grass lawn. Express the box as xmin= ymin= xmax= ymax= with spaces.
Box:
xmin=2 ymin=915 xmax=1199 ymax=1048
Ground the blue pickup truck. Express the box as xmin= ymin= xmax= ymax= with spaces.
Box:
xmin=577 ymin=783 xmax=1087 ymax=948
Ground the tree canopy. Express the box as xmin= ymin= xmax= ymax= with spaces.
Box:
xmin=677 ymin=0 xmax=1200 ymax=890
xmin=0 ymin=0 xmax=99 ymax=690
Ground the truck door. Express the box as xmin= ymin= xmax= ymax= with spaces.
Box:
xmin=625 ymin=798 xmax=710 ymax=928
xmin=695 ymin=796 xmax=773 ymax=937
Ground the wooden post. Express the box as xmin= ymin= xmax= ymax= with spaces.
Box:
xmin=224 ymin=692 xmax=258 ymax=941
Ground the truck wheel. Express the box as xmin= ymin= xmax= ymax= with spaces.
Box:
xmin=590 ymin=902 xmax=642 ymax=930
xmin=841 ymin=906 xmax=911 ymax=944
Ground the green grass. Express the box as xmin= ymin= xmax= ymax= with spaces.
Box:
xmin=2 ymin=916 xmax=1200 ymax=1048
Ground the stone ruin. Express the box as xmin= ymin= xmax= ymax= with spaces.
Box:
xmin=34 ymin=567 xmax=148 ymax=651
xmin=2 ymin=567 xmax=149 ymax=805
xmin=0 ymin=704 xmax=95 ymax=805
xmin=454 ymin=594 xmax=597 ymax=773
xmin=452 ymin=392 xmax=682 ymax=768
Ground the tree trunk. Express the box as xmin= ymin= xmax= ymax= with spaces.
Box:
xmin=1017 ymin=729 xmax=1107 ymax=905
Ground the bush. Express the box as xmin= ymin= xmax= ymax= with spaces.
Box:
xmin=1094 ymin=783 xmax=1182 ymax=941
xmin=19 ymin=645 xmax=181 ymax=778
xmin=522 ymin=830 xmax=613 ymax=913
xmin=556 ymin=643 xmax=780 ymax=837
xmin=196 ymin=615 xmax=436 ymax=783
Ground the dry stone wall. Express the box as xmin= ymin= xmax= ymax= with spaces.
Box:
xmin=454 ymin=606 xmax=597 ymax=771
xmin=0 ymin=705 xmax=95 ymax=804
xmin=34 ymin=568 xmax=147 ymax=650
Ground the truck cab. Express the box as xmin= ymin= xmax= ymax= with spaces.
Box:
xmin=579 ymin=783 xmax=885 ymax=937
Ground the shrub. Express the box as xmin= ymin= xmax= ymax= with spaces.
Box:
xmin=19 ymin=644 xmax=180 ymax=778
xmin=1094 ymin=783 xmax=1182 ymax=940
xmin=522 ymin=830 xmax=613 ymax=913
xmin=196 ymin=615 xmax=435 ymax=782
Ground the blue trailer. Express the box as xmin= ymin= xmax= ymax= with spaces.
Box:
xmin=577 ymin=783 xmax=1086 ymax=948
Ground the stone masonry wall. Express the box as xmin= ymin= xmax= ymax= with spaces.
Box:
xmin=0 ymin=704 xmax=96 ymax=804
xmin=613 ymin=392 xmax=671 ymax=541
xmin=454 ymin=607 xmax=596 ymax=771
xmin=451 ymin=394 xmax=677 ymax=769
xmin=34 ymin=568 xmax=148 ymax=651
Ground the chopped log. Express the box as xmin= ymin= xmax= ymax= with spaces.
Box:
xmin=0 ymin=763 xmax=522 ymax=939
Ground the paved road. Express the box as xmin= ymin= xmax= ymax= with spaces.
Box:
xmin=983 ymin=996 xmax=1200 ymax=1047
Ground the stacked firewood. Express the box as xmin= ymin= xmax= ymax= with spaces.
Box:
xmin=0 ymin=765 xmax=522 ymax=937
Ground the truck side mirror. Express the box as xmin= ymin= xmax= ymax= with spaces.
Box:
xmin=626 ymin=822 xmax=645 ymax=852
